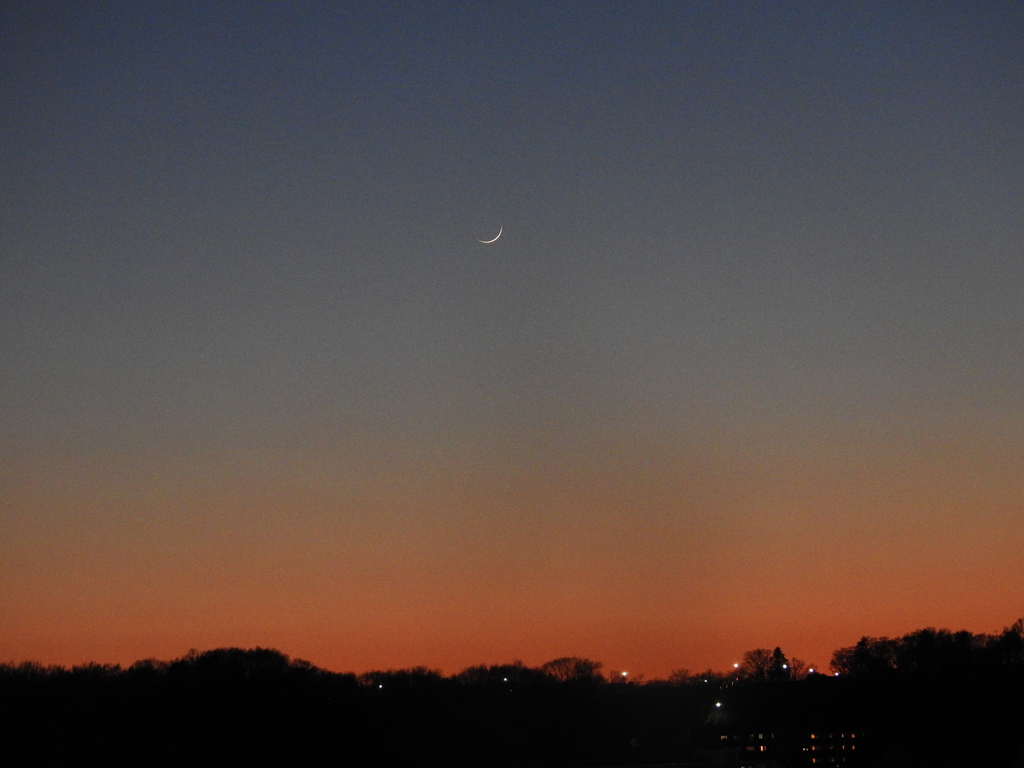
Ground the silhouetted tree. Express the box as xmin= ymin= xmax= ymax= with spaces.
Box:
xmin=768 ymin=647 xmax=790 ymax=681
xmin=993 ymin=618 xmax=1024 ymax=668
xmin=740 ymin=648 xmax=773 ymax=682
xmin=540 ymin=657 xmax=604 ymax=683
xmin=831 ymin=636 xmax=897 ymax=676
xmin=666 ymin=668 xmax=691 ymax=685
xmin=454 ymin=661 xmax=547 ymax=687
xmin=788 ymin=657 xmax=809 ymax=679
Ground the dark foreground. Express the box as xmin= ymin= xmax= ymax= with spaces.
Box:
xmin=2 ymin=643 xmax=1023 ymax=767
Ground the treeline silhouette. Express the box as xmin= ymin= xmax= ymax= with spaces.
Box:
xmin=710 ymin=619 xmax=1024 ymax=767
xmin=2 ymin=619 xmax=1022 ymax=767
xmin=822 ymin=620 xmax=1024 ymax=765
xmin=0 ymin=650 xmax=716 ymax=766
xmin=830 ymin=619 xmax=1024 ymax=678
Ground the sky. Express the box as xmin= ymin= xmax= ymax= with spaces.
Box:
xmin=2 ymin=1 xmax=1023 ymax=678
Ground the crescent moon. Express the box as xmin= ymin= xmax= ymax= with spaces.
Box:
xmin=477 ymin=226 xmax=502 ymax=244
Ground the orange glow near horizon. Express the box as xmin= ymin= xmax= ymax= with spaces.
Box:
xmin=4 ymin=413 xmax=1022 ymax=678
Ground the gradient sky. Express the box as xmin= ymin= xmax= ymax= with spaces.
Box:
xmin=2 ymin=1 xmax=1023 ymax=678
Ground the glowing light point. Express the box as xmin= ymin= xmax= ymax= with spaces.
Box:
xmin=715 ymin=702 xmax=722 ymax=708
